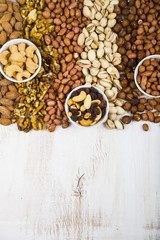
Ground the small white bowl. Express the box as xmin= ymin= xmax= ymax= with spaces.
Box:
xmin=134 ymin=54 xmax=160 ymax=98
xmin=65 ymin=85 xmax=109 ymax=128
xmin=0 ymin=39 xmax=42 ymax=83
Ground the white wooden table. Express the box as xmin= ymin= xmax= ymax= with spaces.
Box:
xmin=0 ymin=122 xmax=159 ymax=240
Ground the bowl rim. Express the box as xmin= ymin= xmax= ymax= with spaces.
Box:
xmin=65 ymin=85 xmax=109 ymax=128
xmin=0 ymin=39 xmax=42 ymax=83
xmin=134 ymin=54 xmax=160 ymax=98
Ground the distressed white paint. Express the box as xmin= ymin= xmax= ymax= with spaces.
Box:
xmin=0 ymin=122 xmax=159 ymax=240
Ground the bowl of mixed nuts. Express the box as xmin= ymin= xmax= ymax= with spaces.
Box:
xmin=134 ymin=55 xmax=160 ymax=98
xmin=0 ymin=39 xmax=41 ymax=83
xmin=65 ymin=85 xmax=109 ymax=127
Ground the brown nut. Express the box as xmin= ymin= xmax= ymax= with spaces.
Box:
xmin=142 ymin=123 xmax=149 ymax=131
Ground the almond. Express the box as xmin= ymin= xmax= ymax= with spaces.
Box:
xmin=0 ymin=4 xmax=7 ymax=12
xmin=0 ymin=98 xmax=14 ymax=106
xmin=5 ymin=91 xmax=19 ymax=100
xmin=14 ymin=12 xmax=22 ymax=21
xmin=9 ymin=31 xmax=21 ymax=40
xmin=2 ymin=22 xmax=12 ymax=33
xmin=0 ymin=12 xmax=12 ymax=23
xmin=0 ymin=118 xmax=11 ymax=126
xmin=0 ymin=31 xmax=7 ymax=45
xmin=0 ymin=106 xmax=11 ymax=117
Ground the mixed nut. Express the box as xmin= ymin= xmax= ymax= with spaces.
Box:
xmin=67 ymin=87 xmax=107 ymax=126
xmin=0 ymin=0 xmax=159 ymax=132
xmin=0 ymin=43 xmax=39 ymax=80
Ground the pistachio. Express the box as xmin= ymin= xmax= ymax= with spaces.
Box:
xmin=100 ymin=17 xmax=107 ymax=27
xmin=86 ymin=23 xmax=95 ymax=33
xmin=109 ymin=106 xmax=117 ymax=114
xmin=100 ymin=58 xmax=109 ymax=68
xmin=92 ymin=59 xmax=100 ymax=68
xmin=95 ymin=84 xmax=105 ymax=92
xmin=116 ymin=106 xmax=125 ymax=115
xmin=83 ymin=28 xmax=89 ymax=38
xmin=83 ymin=6 xmax=92 ymax=18
xmin=78 ymin=33 xmax=85 ymax=46
xmin=105 ymin=89 xmax=114 ymax=99
xmin=85 ymin=75 xmax=92 ymax=83
xmin=114 ymin=99 xmax=125 ymax=107
xmin=97 ymin=48 xmax=104 ymax=58
xmin=85 ymin=36 xmax=94 ymax=46
xmin=90 ymin=67 xmax=99 ymax=76
xmin=108 ymin=113 xmax=117 ymax=121
xmin=77 ymin=59 xmax=91 ymax=68
xmin=97 ymin=71 xmax=108 ymax=79
xmin=84 ymin=0 xmax=94 ymax=7
xmin=96 ymin=26 xmax=104 ymax=34
xmin=90 ymin=32 xmax=99 ymax=42
xmin=81 ymin=52 xmax=88 ymax=60
xmin=105 ymin=119 xmax=115 ymax=129
xmin=114 ymin=119 xmax=124 ymax=130
xmin=88 ymin=49 xmax=96 ymax=62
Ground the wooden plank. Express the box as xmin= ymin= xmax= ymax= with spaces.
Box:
xmin=0 ymin=123 xmax=159 ymax=239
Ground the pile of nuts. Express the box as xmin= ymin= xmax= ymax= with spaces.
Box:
xmin=77 ymin=0 xmax=126 ymax=129
xmin=13 ymin=78 xmax=50 ymax=132
xmin=0 ymin=43 xmax=39 ymax=81
xmin=113 ymin=0 xmax=160 ymax=127
xmin=137 ymin=58 xmax=160 ymax=96
xmin=67 ymin=87 xmax=107 ymax=126
xmin=0 ymin=0 xmax=160 ymax=133
xmin=0 ymin=0 xmax=22 ymax=46
xmin=40 ymin=0 xmax=90 ymax=132
xmin=0 ymin=73 xmax=19 ymax=126
xmin=19 ymin=0 xmax=60 ymax=76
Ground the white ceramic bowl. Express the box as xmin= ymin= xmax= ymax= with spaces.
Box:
xmin=134 ymin=54 xmax=160 ymax=98
xmin=65 ymin=85 xmax=109 ymax=128
xmin=0 ymin=39 xmax=42 ymax=83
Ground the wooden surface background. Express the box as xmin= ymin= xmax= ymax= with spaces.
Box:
xmin=0 ymin=122 xmax=159 ymax=240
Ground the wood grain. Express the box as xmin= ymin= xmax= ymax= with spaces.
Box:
xmin=0 ymin=122 xmax=159 ymax=240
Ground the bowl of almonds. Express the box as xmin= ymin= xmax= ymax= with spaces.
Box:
xmin=0 ymin=39 xmax=41 ymax=83
xmin=65 ymin=85 xmax=109 ymax=127
xmin=134 ymin=55 xmax=160 ymax=98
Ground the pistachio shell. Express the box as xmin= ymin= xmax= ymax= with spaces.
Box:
xmin=88 ymin=49 xmax=96 ymax=62
xmin=97 ymin=71 xmax=108 ymax=79
xmin=84 ymin=0 xmax=93 ymax=7
xmin=114 ymin=119 xmax=124 ymax=130
xmin=90 ymin=67 xmax=99 ymax=76
xmin=97 ymin=48 xmax=104 ymax=58
xmin=105 ymin=119 xmax=115 ymax=129
xmin=116 ymin=106 xmax=125 ymax=115
xmin=108 ymin=113 xmax=117 ymax=121
xmin=92 ymin=59 xmax=100 ymax=68
xmin=83 ymin=6 xmax=92 ymax=18
xmin=86 ymin=23 xmax=95 ymax=33
xmin=77 ymin=59 xmax=91 ymax=68
xmin=78 ymin=33 xmax=85 ymax=46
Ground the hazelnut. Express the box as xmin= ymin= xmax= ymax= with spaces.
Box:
xmin=133 ymin=113 xmax=141 ymax=121
xmin=138 ymin=103 xmax=145 ymax=112
xmin=123 ymin=102 xmax=131 ymax=111
xmin=142 ymin=113 xmax=148 ymax=121
xmin=142 ymin=123 xmax=149 ymax=131
xmin=131 ymin=105 xmax=138 ymax=114
xmin=122 ymin=115 xmax=132 ymax=124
